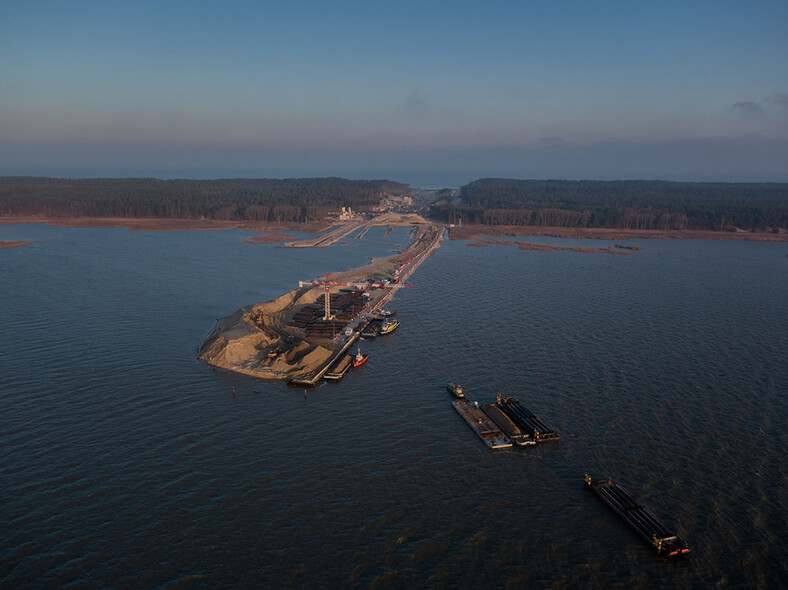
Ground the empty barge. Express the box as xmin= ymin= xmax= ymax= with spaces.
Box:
xmin=452 ymin=399 xmax=512 ymax=449
xmin=585 ymin=474 xmax=690 ymax=557
xmin=496 ymin=396 xmax=560 ymax=442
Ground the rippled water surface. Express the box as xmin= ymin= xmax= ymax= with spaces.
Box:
xmin=1 ymin=225 xmax=786 ymax=588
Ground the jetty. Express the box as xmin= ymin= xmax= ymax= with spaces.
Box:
xmin=585 ymin=474 xmax=690 ymax=557
xmin=199 ymin=214 xmax=443 ymax=383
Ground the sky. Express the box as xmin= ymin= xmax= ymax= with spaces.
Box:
xmin=2 ymin=0 xmax=787 ymax=186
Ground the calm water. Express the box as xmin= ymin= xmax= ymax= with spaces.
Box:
xmin=1 ymin=224 xmax=786 ymax=589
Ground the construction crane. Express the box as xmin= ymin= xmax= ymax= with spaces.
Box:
xmin=297 ymin=273 xmax=357 ymax=321
xmin=298 ymin=273 xmax=412 ymax=321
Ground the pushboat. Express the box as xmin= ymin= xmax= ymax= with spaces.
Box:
xmin=447 ymin=383 xmax=465 ymax=399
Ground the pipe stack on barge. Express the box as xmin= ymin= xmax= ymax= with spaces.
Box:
xmin=496 ymin=396 xmax=560 ymax=442
xmin=481 ymin=403 xmax=535 ymax=446
xmin=585 ymin=474 xmax=690 ymax=557
xmin=447 ymin=386 xmax=557 ymax=448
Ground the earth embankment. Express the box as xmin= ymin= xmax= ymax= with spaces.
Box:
xmin=199 ymin=217 xmax=444 ymax=381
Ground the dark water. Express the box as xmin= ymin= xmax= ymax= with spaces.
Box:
xmin=1 ymin=225 xmax=786 ymax=589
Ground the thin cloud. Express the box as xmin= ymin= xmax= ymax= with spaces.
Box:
xmin=732 ymin=101 xmax=763 ymax=115
xmin=538 ymin=136 xmax=567 ymax=147
xmin=401 ymin=91 xmax=429 ymax=112
xmin=766 ymin=93 xmax=788 ymax=108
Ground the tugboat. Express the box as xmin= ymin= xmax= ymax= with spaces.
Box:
xmin=353 ymin=347 xmax=369 ymax=368
xmin=447 ymin=383 xmax=465 ymax=399
xmin=379 ymin=318 xmax=399 ymax=335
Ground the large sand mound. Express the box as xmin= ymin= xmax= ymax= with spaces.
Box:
xmin=199 ymin=289 xmax=335 ymax=380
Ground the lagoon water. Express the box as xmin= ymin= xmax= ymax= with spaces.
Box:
xmin=1 ymin=224 xmax=786 ymax=588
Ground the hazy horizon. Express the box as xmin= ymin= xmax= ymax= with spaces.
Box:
xmin=3 ymin=1 xmax=787 ymax=185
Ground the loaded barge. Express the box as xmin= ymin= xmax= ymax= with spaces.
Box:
xmin=482 ymin=403 xmax=535 ymax=446
xmin=451 ymin=399 xmax=512 ymax=449
xmin=323 ymin=354 xmax=353 ymax=381
xmin=585 ymin=474 xmax=690 ymax=557
xmin=447 ymin=386 xmax=556 ymax=448
xmin=496 ymin=396 xmax=560 ymax=442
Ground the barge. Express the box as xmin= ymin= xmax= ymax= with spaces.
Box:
xmin=496 ymin=396 xmax=560 ymax=442
xmin=481 ymin=403 xmax=535 ymax=446
xmin=323 ymin=354 xmax=353 ymax=381
xmin=361 ymin=321 xmax=380 ymax=338
xmin=452 ymin=399 xmax=512 ymax=449
xmin=585 ymin=474 xmax=690 ymax=557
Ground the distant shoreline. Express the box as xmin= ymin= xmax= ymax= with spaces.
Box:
xmin=2 ymin=216 xmax=787 ymax=242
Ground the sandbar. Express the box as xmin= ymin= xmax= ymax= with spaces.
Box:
xmin=467 ymin=237 xmax=633 ymax=254
xmin=450 ymin=224 xmax=788 ymax=242
xmin=0 ymin=240 xmax=33 ymax=249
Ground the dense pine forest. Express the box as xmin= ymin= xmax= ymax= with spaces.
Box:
xmin=432 ymin=179 xmax=788 ymax=231
xmin=3 ymin=176 xmax=787 ymax=231
xmin=0 ymin=177 xmax=406 ymax=223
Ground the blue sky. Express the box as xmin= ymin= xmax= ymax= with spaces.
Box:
xmin=2 ymin=0 xmax=787 ymax=185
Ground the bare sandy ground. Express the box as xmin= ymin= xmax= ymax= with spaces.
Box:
xmin=450 ymin=224 xmax=788 ymax=242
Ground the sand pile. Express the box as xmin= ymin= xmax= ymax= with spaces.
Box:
xmin=199 ymin=288 xmax=336 ymax=380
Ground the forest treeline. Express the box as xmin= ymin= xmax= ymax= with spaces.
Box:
xmin=0 ymin=177 xmax=407 ymax=222
xmin=431 ymin=179 xmax=788 ymax=231
xmin=4 ymin=176 xmax=787 ymax=231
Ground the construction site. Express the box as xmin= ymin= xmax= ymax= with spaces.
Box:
xmin=198 ymin=214 xmax=443 ymax=383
